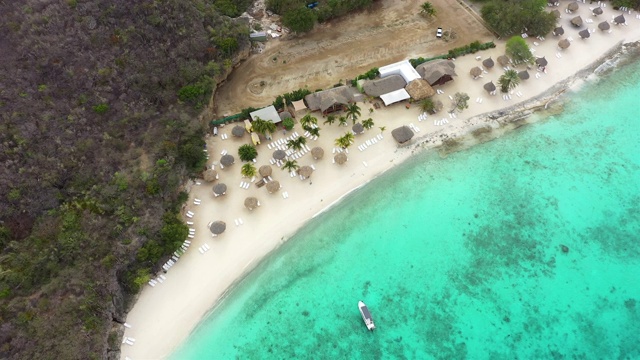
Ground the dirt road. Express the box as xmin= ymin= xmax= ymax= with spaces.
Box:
xmin=213 ymin=0 xmax=494 ymax=116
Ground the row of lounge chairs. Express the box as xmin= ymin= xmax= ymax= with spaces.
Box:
xmin=234 ymin=218 xmax=244 ymax=226
xmin=358 ymin=134 xmax=384 ymax=151
xmin=239 ymin=181 xmax=251 ymax=189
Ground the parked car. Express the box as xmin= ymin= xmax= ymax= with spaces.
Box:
xmin=436 ymin=27 xmax=443 ymax=38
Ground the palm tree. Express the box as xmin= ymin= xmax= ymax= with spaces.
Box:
xmin=338 ymin=116 xmax=348 ymax=127
xmin=379 ymin=126 xmax=386 ymax=134
xmin=287 ymin=136 xmax=307 ymax=151
xmin=345 ymin=103 xmax=361 ymax=124
xmin=420 ymin=2 xmax=436 ymax=17
xmin=362 ymin=118 xmax=374 ymax=130
xmin=282 ymin=160 xmax=299 ymax=173
xmin=420 ymin=98 xmax=436 ymax=113
xmin=498 ymin=69 xmax=520 ymax=93
xmin=252 ymin=117 xmax=276 ymax=139
xmin=335 ymin=132 xmax=355 ymax=149
xmin=323 ymin=115 xmax=337 ymax=126
xmin=300 ymin=114 xmax=318 ymax=129
xmin=308 ymin=127 xmax=320 ymax=138
xmin=241 ymin=163 xmax=256 ymax=178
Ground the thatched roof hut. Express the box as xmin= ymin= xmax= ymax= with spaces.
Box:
xmin=571 ymin=16 xmax=583 ymax=27
xmin=553 ymin=26 xmax=565 ymax=36
xmin=598 ymin=21 xmax=610 ymax=31
xmin=404 ymin=79 xmax=435 ymax=100
xmin=298 ymin=166 xmax=313 ymax=179
xmin=497 ymin=55 xmax=510 ymax=67
xmin=352 ymin=123 xmax=364 ymax=134
xmin=535 ymin=57 xmax=548 ymax=67
xmin=567 ymin=2 xmax=579 ymax=12
xmin=213 ymin=183 xmax=227 ymax=196
xmin=470 ymin=66 xmax=483 ymax=78
xmin=579 ymin=29 xmax=590 ymax=39
xmin=428 ymin=99 xmax=444 ymax=114
xmin=518 ymin=70 xmax=530 ymax=80
xmin=558 ymin=39 xmax=571 ymax=49
xmin=209 ymin=221 xmax=226 ymax=235
xmin=273 ymin=149 xmax=286 ymax=160
xmin=279 ymin=111 xmax=292 ymax=121
xmin=551 ymin=9 xmax=561 ymax=18
xmin=362 ymin=75 xmax=407 ymax=97
xmin=232 ymin=125 xmax=245 ymax=137
xmin=204 ymin=169 xmax=218 ymax=182
xmin=416 ymin=60 xmax=457 ymax=86
xmin=334 ymin=152 xmax=348 ymax=165
xmin=266 ymin=180 xmax=280 ymax=193
xmin=220 ymin=154 xmax=235 ymax=167
xmin=482 ymin=57 xmax=495 ymax=69
xmin=244 ymin=197 xmax=259 ymax=211
xmin=259 ymin=165 xmax=272 ymax=177
xmin=311 ymin=147 xmax=324 ymax=160
xmin=391 ymin=126 xmax=414 ymax=144
xmin=484 ymin=81 xmax=496 ymax=93
xmin=614 ymin=14 xmax=625 ymax=24
xmin=592 ymin=7 xmax=603 ymax=15
xmin=304 ymin=86 xmax=358 ymax=114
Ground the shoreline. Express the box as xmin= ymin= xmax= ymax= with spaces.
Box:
xmin=121 ymin=10 xmax=640 ymax=359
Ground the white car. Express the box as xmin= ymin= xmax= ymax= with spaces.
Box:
xmin=436 ymin=27 xmax=443 ymax=38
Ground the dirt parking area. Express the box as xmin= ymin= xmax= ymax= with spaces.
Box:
xmin=213 ymin=0 xmax=494 ymax=116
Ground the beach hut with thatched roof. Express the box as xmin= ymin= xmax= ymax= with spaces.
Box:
xmin=259 ymin=165 xmax=272 ymax=178
xmin=204 ymin=169 xmax=218 ymax=182
xmin=558 ymin=39 xmax=571 ymax=49
xmin=362 ymin=75 xmax=407 ymax=97
xmin=273 ymin=149 xmax=286 ymax=160
xmin=416 ymin=60 xmax=457 ymax=86
xmin=213 ymin=183 xmax=227 ymax=196
xmin=334 ymin=152 xmax=348 ymax=165
xmin=592 ymin=7 xmax=603 ymax=15
xmin=298 ymin=166 xmax=313 ymax=179
xmin=304 ymin=86 xmax=359 ymax=115
xmin=244 ymin=197 xmax=260 ymax=211
xmin=551 ymin=9 xmax=561 ymax=19
xmin=484 ymin=81 xmax=496 ymax=94
xmin=613 ymin=14 xmax=625 ymax=25
xmin=567 ymin=2 xmax=579 ymax=12
xmin=535 ymin=57 xmax=548 ymax=67
xmin=311 ymin=147 xmax=324 ymax=160
xmin=404 ymin=79 xmax=435 ymax=100
xmin=391 ymin=126 xmax=414 ymax=144
xmin=598 ymin=21 xmax=610 ymax=31
xmin=232 ymin=125 xmax=245 ymax=137
xmin=553 ymin=26 xmax=565 ymax=36
xmin=571 ymin=16 xmax=583 ymax=27
xmin=352 ymin=123 xmax=364 ymax=134
xmin=209 ymin=221 xmax=226 ymax=235
xmin=470 ymin=66 xmax=483 ymax=78
xmin=497 ymin=55 xmax=510 ymax=67
xmin=518 ymin=70 xmax=530 ymax=80
xmin=579 ymin=29 xmax=590 ymax=39
xmin=266 ymin=180 xmax=281 ymax=193
xmin=220 ymin=154 xmax=235 ymax=167
xmin=482 ymin=57 xmax=495 ymax=70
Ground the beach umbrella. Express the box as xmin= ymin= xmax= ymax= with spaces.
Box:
xmin=334 ymin=152 xmax=348 ymax=165
xmin=273 ymin=149 xmax=286 ymax=160
xmin=614 ymin=15 xmax=625 ymax=25
xmin=430 ymin=99 xmax=444 ymax=114
xmin=298 ymin=165 xmax=313 ymax=179
xmin=203 ymin=169 xmax=218 ymax=182
xmin=579 ymin=29 xmax=590 ymax=39
xmin=209 ymin=221 xmax=226 ymax=235
xmin=232 ymin=125 xmax=245 ymax=137
xmin=592 ymin=7 xmax=603 ymax=15
xmin=571 ymin=16 xmax=583 ymax=27
xmin=213 ymin=183 xmax=227 ymax=196
xmin=598 ymin=21 xmax=610 ymax=31
xmin=567 ymin=2 xmax=579 ymax=12
xmin=482 ymin=57 xmax=494 ymax=69
xmin=279 ymin=111 xmax=292 ymax=122
xmin=266 ymin=180 xmax=281 ymax=193
xmin=391 ymin=126 xmax=414 ymax=144
xmin=483 ymin=81 xmax=496 ymax=93
xmin=551 ymin=9 xmax=561 ymax=19
xmin=558 ymin=39 xmax=571 ymax=49
xmin=244 ymin=197 xmax=259 ymax=211
xmin=352 ymin=123 xmax=364 ymax=134
xmin=535 ymin=57 xmax=548 ymax=67
xmin=553 ymin=26 xmax=564 ymax=36
xmin=497 ymin=55 xmax=510 ymax=67
xmin=259 ymin=165 xmax=272 ymax=177
xmin=220 ymin=154 xmax=235 ymax=167
xmin=470 ymin=66 xmax=482 ymax=78
xmin=518 ymin=70 xmax=530 ymax=80
xmin=311 ymin=146 xmax=324 ymax=160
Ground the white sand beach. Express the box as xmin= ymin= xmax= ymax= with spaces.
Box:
xmin=121 ymin=5 xmax=640 ymax=359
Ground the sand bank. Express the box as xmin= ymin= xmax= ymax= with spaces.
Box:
xmin=121 ymin=5 xmax=640 ymax=359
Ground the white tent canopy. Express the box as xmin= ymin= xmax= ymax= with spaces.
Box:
xmin=292 ymin=99 xmax=307 ymax=112
xmin=380 ymin=89 xmax=410 ymax=106
xmin=378 ymin=60 xmax=421 ymax=83
xmin=250 ymin=105 xmax=281 ymax=124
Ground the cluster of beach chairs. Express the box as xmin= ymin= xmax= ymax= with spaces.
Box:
xmin=435 ymin=89 xmax=446 ymax=95
xmin=434 ymin=118 xmax=450 ymax=126
xmin=234 ymin=217 xmax=245 ymax=227
xmin=203 ymin=147 xmax=209 ymax=160
xmin=219 ymin=133 xmax=229 ymax=140
xmin=408 ymin=123 xmax=422 ymax=133
xmin=332 ymin=147 xmax=348 ymax=154
xmin=418 ymin=112 xmax=429 ymax=122
xmin=267 ymin=132 xmax=302 ymax=150
xmin=475 ymin=97 xmax=485 ymax=103
xmin=304 ymin=126 xmax=319 ymax=140
xmin=238 ymin=181 xmax=251 ymax=189
xmin=282 ymin=191 xmax=290 ymax=199
xmin=358 ymin=134 xmax=384 ymax=152
xmin=286 ymin=144 xmax=312 ymax=159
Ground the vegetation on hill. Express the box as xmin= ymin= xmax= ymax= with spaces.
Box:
xmin=481 ymin=0 xmax=556 ymax=37
xmin=0 ymin=0 xmax=251 ymax=358
xmin=266 ymin=0 xmax=379 ymax=32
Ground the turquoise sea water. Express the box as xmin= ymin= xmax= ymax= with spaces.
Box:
xmin=173 ymin=55 xmax=640 ymax=359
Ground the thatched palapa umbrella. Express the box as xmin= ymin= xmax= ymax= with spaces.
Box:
xmin=204 ymin=169 xmax=218 ymax=182
xmin=579 ymin=29 xmax=590 ymax=39
xmin=213 ymin=183 xmax=227 ymax=196
xmin=518 ymin=70 xmax=530 ymax=80
xmin=279 ymin=111 xmax=292 ymax=122
xmin=429 ymin=99 xmax=444 ymax=114
xmin=259 ymin=165 xmax=272 ymax=178
xmin=298 ymin=166 xmax=313 ymax=179
xmin=391 ymin=126 xmax=414 ymax=144
xmin=551 ymin=9 xmax=561 ymax=19
xmin=592 ymin=7 xmax=603 ymax=15
xmin=334 ymin=152 xmax=348 ymax=165
xmin=404 ymin=79 xmax=435 ymax=100
xmin=220 ymin=154 xmax=235 ymax=167
xmin=209 ymin=221 xmax=226 ymax=235
xmin=311 ymin=147 xmax=324 ymax=160
xmin=273 ymin=149 xmax=286 ymax=160
xmin=232 ymin=125 xmax=245 ymax=137
xmin=482 ymin=57 xmax=494 ymax=69
xmin=553 ymin=26 xmax=564 ymax=36
xmin=614 ymin=15 xmax=625 ymax=25
xmin=567 ymin=2 xmax=579 ymax=12
xmin=266 ymin=180 xmax=281 ymax=193
xmin=470 ymin=66 xmax=482 ymax=78
xmin=535 ymin=57 xmax=548 ymax=67
xmin=571 ymin=16 xmax=583 ymax=27
xmin=244 ymin=197 xmax=259 ymax=211
xmin=484 ymin=81 xmax=496 ymax=93
xmin=352 ymin=123 xmax=364 ymax=134
xmin=558 ymin=39 xmax=571 ymax=49
xmin=598 ymin=21 xmax=610 ymax=31
xmin=497 ymin=55 xmax=510 ymax=67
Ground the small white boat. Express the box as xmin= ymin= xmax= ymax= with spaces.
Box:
xmin=358 ymin=301 xmax=375 ymax=331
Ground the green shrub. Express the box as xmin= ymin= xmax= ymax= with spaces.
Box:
xmin=282 ymin=117 xmax=294 ymax=131
xmin=93 ymin=103 xmax=109 ymax=114
xmin=238 ymin=144 xmax=258 ymax=162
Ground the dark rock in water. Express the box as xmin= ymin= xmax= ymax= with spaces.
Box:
xmin=560 ymin=245 xmax=569 ymax=253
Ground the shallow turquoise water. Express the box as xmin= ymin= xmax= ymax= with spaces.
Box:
xmin=173 ymin=55 xmax=640 ymax=359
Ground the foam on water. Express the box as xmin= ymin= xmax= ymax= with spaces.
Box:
xmin=172 ymin=56 xmax=640 ymax=359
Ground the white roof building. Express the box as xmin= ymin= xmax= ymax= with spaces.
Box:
xmin=250 ymin=105 xmax=281 ymax=124
xmin=380 ymin=89 xmax=410 ymax=106
xmin=378 ymin=60 xmax=421 ymax=83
